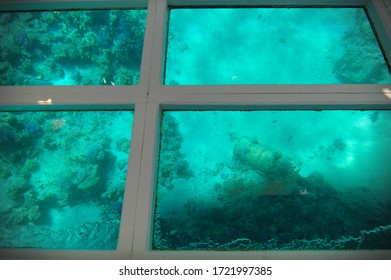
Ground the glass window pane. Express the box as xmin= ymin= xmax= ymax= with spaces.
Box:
xmin=0 ymin=10 xmax=146 ymax=85
xmin=165 ymin=8 xmax=391 ymax=85
xmin=154 ymin=111 xmax=391 ymax=250
xmin=0 ymin=110 xmax=133 ymax=249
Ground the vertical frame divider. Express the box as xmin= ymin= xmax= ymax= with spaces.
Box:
xmin=132 ymin=102 xmax=161 ymax=259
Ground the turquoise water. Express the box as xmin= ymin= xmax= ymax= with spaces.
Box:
xmin=0 ymin=10 xmax=146 ymax=85
xmin=165 ymin=8 xmax=391 ymax=85
xmin=154 ymin=111 xmax=391 ymax=250
xmin=0 ymin=111 xmax=133 ymax=249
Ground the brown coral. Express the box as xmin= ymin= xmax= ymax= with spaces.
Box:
xmin=51 ymin=119 xmax=66 ymax=131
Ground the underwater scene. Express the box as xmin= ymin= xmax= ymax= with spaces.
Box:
xmin=154 ymin=111 xmax=391 ymax=250
xmin=165 ymin=8 xmax=391 ymax=85
xmin=0 ymin=111 xmax=133 ymax=249
xmin=0 ymin=10 xmax=146 ymax=85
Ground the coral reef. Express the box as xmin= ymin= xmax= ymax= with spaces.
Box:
xmin=155 ymin=174 xmax=391 ymax=250
xmin=154 ymin=131 xmax=391 ymax=250
xmin=0 ymin=111 xmax=133 ymax=249
xmin=157 ymin=114 xmax=193 ymax=190
xmin=0 ymin=10 xmax=146 ymax=85
xmin=157 ymin=224 xmax=391 ymax=250
xmin=333 ymin=10 xmax=390 ymax=83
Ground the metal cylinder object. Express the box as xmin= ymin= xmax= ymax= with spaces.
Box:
xmin=233 ymin=137 xmax=299 ymax=182
xmin=233 ymin=137 xmax=277 ymax=173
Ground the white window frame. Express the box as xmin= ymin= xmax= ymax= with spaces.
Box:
xmin=0 ymin=0 xmax=390 ymax=259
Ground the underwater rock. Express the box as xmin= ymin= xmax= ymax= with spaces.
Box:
xmin=333 ymin=137 xmax=346 ymax=151
xmin=215 ymin=169 xmax=264 ymax=199
xmin=21 ymin=158 xmax=39 ymax=179
xmin=24 ymin=121 xmax=42 ymax=139
xmin=334 ymin=49 xmax=386 ymax=83
xmin=0 ymin=61 xmax=9 ymax=75
xmin=69 ymin=167 xmax=87 ymax=186
xmin=358 ymin=225 xmax=391 ymax=249
xmin=51 ymin=119 xmax=66 ymax=132
xmin=102 ymin=179 xmax=126 ymax=200
xmin=6 ymin=176 xmax=29 ymax=200
xmin=225 ymin=238 xmax=252 ymax=249
xmin=111 ymin=199 xmax=123 ymax=214
xmin=368 ymin=111 xmax=379 ymax=123
xmin=116 ymin=137 xmax=130 ymax=153
xmin=158 ymin=114 xmax=192 ymax=190
xmin=78 ymin=164 xmax=100 ymax=190
xmin=0 ymin=123 xmax=16 ymax=144
xmin=333 ymin=11 xmax=389 ymax=83
xmin=114 ymin=67 xmax=140 ymax=85
xmin=174 ymin=159 xmax=193 ymax=177
xmin=27 ymin=205 xmax=41 ymax=222
xmin=86 ymin=143 xmax=107 ymax=164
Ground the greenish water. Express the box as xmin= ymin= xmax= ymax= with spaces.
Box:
xmin=0 ymin=10 xmax=146 ymax=85
xmin=154 ymin=111 xmax=391 ymax=250
xmin=0 ymin=111 xmax=133 ymax=249
xmin=165 ymin=8 xmax=391 ymax=85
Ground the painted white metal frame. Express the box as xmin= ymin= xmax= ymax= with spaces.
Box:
xmin=0 ymin=0 xmax=391 ymax=259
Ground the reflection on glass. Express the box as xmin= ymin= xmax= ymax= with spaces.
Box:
xmin=0 ymin=111 xmax=133 ymax=249
xmin=0 ymin=10 xmax=146 ymax=85
xmin=165 ymin=8 xmax=391 ymax=85
xmin=154 ymin=111 xmax=391 ymax=250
